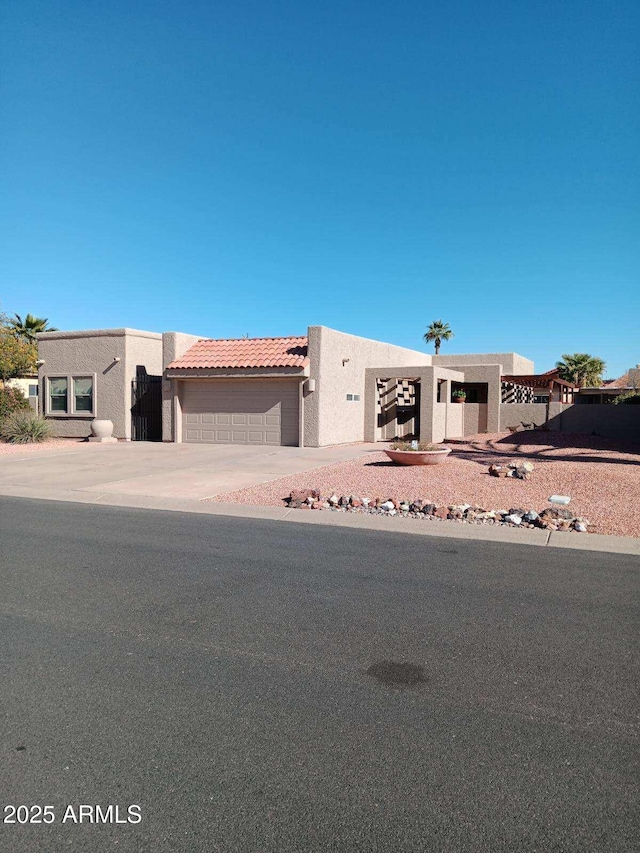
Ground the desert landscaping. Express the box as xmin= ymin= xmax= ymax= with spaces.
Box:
xmin=209 ymin=430 xmax=640 ymax=538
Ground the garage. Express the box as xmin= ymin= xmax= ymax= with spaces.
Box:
xmin=181 ymin=379 xmax=300 ymax=445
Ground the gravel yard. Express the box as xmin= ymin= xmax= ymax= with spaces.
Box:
xmin=0 ymin=438 xmax=88 ymax=456
xmin=209 ymin=431 xmax=640 ymax=537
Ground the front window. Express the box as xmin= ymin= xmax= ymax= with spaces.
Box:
xmin=49 ymin=378 xmax=68 ymax=412
xmin=73 ymin=377 xmax=93 ymax=412
xmin=45 ymin=374 xmax=96 ymax=416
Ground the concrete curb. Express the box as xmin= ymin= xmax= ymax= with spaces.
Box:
xmin=1 ymin=485 xmax=639 ymax=554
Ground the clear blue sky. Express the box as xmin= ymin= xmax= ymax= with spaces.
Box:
xmin=2 ymin=0 xmax=638 ymax=377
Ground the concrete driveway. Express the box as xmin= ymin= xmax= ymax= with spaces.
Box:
xmin=0 ymin=441 xmax=376 ymax=502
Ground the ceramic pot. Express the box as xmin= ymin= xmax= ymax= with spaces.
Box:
xmin=90 ymin=419 xmax=114 ymax=439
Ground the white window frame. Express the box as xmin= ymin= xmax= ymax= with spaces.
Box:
xmin=44 ymin=374 xmax=97 ymax=417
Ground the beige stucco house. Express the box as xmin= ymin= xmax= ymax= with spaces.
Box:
xmin=7 ymin=375 xmax=39 ymax=411
xmin=37 ymin=326 xmax=536 ymax=446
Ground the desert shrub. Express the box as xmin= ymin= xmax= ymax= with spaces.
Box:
xmin=612 ymin=390 xmax=640 ymax=405
xmin=0 ymin=386 xmax=30 ymax=420
xmin=0 ymin=411 xmax=54 ymax=443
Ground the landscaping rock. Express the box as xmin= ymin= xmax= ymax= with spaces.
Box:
xmin=507 ymin=461 xmax=534 ymax=480
xmin=489 ymin=464 xmax=509 ymax=478
xmin=285 ymin=486 xmax=594 ymax=535
xmin=539 ymin=506 xmax=573 ymax=522
xmin=290 ymin=488 xmax=318 ymax=503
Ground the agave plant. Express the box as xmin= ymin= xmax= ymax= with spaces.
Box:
xmin=0 ymin=411 xmax=54 ymax=443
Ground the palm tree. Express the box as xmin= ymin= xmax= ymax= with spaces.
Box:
xmin=8 ymin=313 xmax=58 ymax=341
xmin=555 ymin=353 xmax=606 ymax=388
xmin=424 ymin=320 xmax=454 ymax=355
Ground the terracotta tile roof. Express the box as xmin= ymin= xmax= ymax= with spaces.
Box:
xmin=602 ymin=372 xmax=630 ymax=389
xmin=167 ymin=336 xmax=309 ymax=370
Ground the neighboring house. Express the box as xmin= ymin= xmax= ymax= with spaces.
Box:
xmin=7 ymin=375 xmax=39 ymax=412
xmin=38 ymin=325 xmax=538 ymax=446
xmin=500 ymin=368 xmax=578 ymax=405
xmin=577 ymin=366 xmax=640 ymax=403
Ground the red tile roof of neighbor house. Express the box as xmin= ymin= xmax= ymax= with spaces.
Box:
xmin=602 ymin=372 xmax=630 ymax=389
xmin=167 ymin=336 xmax=309 ymax=370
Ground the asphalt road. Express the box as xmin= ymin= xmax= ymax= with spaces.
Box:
xmin=1 ymin=497 xmax=638 ymax=853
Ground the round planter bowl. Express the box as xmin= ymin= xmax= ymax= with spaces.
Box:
xmin=90 ymin=419 xmax=114 ymax=439
xmin=452 ymin=397 xmax=466 ymax=403
xmin=384 ymin=448 xmax=451 ymax=466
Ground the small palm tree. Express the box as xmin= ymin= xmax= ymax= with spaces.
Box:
xmin=555 ymin=353 xmax=606 ymax=388
xmin=8 ymin=313 xmax=58 ymax=341
xmin=424 ymin=320 xmax=454 ymax=355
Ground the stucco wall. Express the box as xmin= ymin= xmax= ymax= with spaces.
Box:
xmin=550 ymin=405 xmax=640 ymax=443
xmin=499 ymin=402 xmax=640 ymax=443
xmin=432 ymin=401 xmax=463 ymax=441
xmin=162 ymin=332 xmax=203 ymax=442
xmin=425 ymin=368 xmax=466 ymax=442
xmin=305 ymin=327 xmax=432 ymax=447
xmin=38 ymin=329 xmax=162 ymax=439
xmin=463 ymin=403 xmax=488 ymax=435
xmin=433 ymin=352 xmax=534 ymax=374
xmin=500 ymin=403 xmax=555 ymax=431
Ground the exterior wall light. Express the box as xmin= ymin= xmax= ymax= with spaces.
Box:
xmin=113 ymin=357 xmax=121 ymax=362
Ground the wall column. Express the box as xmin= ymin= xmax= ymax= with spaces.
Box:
xmin=419 ymin=369 xmax=436 ymax=443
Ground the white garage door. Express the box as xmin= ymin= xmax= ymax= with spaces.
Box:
xmin=181 ymin=380 xmax=300 ymax=446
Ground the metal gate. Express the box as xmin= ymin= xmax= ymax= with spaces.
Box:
xmin=131 ymin=375 xmax=162 ymax=441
